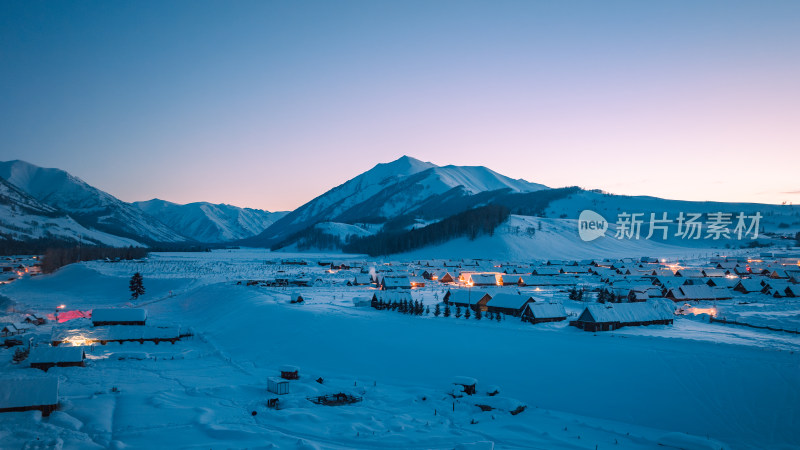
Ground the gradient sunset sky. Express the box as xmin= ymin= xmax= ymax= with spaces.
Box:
xmin=2 ymin=1 xmax=798 ymax=211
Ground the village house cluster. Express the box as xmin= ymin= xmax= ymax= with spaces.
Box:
xmin=0 ymin=255 xmax=41 ymax=285
xmin=245 ymin=250 xmax=800 ymax=334
xmin=1 ymin=305 xmax=191 ymax=417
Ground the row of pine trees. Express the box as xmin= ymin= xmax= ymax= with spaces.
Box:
xmin=374 ymin=299 xmax=505 ymax=322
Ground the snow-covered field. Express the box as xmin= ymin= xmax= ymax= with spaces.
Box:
xmin=1 ymin=250 xmax=799 ymax=449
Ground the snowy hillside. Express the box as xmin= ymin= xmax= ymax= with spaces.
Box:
xmin=545 ymin=190 xmax=800 ymax=235
xmin=0 ymin=160 xmax=188 ymax=243
xmin=250 ymin=155 xmax=549 ymax=246
xmin=0 ymin=177 xmax=143 ymax=247
xmin=134 ymin=199 xmax=287 ymax=243
xmin=399 ymin=215 xmax=737 ymax=261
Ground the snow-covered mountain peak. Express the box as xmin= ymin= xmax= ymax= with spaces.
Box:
xmin=427 ymin=165 xmax=548 ymax=194
xmin=0 ymin=160 xmax=188 ymax=243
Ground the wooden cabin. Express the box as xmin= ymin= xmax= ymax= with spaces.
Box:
xmin=349 ymin=274 xmax=373 ymax=286
xmin=409 ymin=276 xmax=426 ymax=288
xmin=29 ymin=346 xmax=86 ymax=371
xmin=438 ymin=272 xmax=455 ymax=283
xmin=733 ymin=279 xmax=765 ymax=294
xmin=1 ymin=323 xmax=29 ymax=337
xmin=280 ymin=365 xmax=299 ymax=380
xmin=444 ymin=290 xmax=492 ymax=311
xmin=521 ymin=302 xmax=567 ymax=324
xmin=92 ymin=308 xmax=147 ymax=326
xmin=500 ymin=274 xmax=523 ymax=286
xmin=532 ymin=267 xmax=561 ymax=276
xmin=666 ymin=285 xmax=731 ymax=301
xmin=381 ymin=276 xmax=412 ymax=290
xmin=484 ymin=293 xmax=534 ymax=316
xmin=571 ymin=301 xmax=674 ymax=332
xmin=0 ymin=377 xmax=59 ymax=417
xmin=464 ymin=273 xmax=500 ymax=287
xmin=24 ymin=314 xmax=46 ymax=326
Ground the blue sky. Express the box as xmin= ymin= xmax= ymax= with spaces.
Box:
xmin=2 ymin=1 xmax=799 ymax=210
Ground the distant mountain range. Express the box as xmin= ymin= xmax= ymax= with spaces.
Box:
xmin=0 ymin=160 xmax=285 ymax=246
xmin=133 ymin=199 xmax=285 ymax=243
xmin=1 ymin=157 xmax=797 ymax=257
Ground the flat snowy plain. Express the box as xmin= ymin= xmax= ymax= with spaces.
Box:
xmin=1 ymin=249 xmax=798 ymax=449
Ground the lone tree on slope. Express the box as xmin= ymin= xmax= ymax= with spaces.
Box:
xmin=130 ymin=272 xmax=145 ymax=300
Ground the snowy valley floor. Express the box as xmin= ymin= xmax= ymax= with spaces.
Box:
xmin=1 ymin=250 xmax=798 ymax=449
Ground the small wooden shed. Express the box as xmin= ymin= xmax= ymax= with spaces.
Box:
xmin=267 ymin=377 xmax=289 ymax=395
xmin=280 ymin=365 xmax=299 ymax=380
xmin=452 ymin=376 xmax=477 ymax=396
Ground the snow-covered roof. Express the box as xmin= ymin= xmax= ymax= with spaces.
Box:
xmin=0 ymin=376 xmax=58 ymax=409
xmin=383 ymin=277 xmax=411 ymax=288
xmin=92 ymin=308 xmax=147 ymax=323
xmin=582 ymin=300 xmax=674 ymax=324
xmin=735 ymin=279 xmax=764 ymax=292
xmin=452 ymin=376 xmax=477 ymax=386
xmin=353 ymin=274 xmax=373 ymax=284
xmin=486 ymin=293 xmax=532 ymax=310
xmin=469 ymin=274 xmax=499 ymax=285
xmin=280 ymin=365 xmax=299 ymax=373
xmin=524 ymin=302 xmax=567 ymax=319
xmin=28 ymin=346 xmax=85 ymax=364
xmin=519 ymin=275 xmax=575 ymax=286
xmin=671 ymin=284 xmax=721 ymax=301
xmin=501 ymin=274 xmax=522 ymax=284
xmin=532 ymin=267 xmax=561 ymax=276
xmin=676 ymin=269 xmax=704 ymax=278
xmin=447 ymin=289 xmax=493 ymax=305
xmin=52 ymin=325 xmax=180 ymax=343
xmin=702 ymin=269 xmax=727 ymax=277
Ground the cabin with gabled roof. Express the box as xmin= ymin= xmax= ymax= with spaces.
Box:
xmin=521 ymin=302 xmax=567 ymax=324
xmin=484 ymin=293 xmax=534 ymax=316
xmin=571 ymin=300 xmax=674 ymax=332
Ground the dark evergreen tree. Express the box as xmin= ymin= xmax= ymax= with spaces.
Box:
xmin=129 ymin=272 xmax=145 ymax=300
xmin=444 ymin=303 xmax=451 ymax=317
xmin=454 ymin=305 xmax=461 ymax=318
xmin=12 ymin=347 xmax=29 ymax=363
xmin=434 ymin=303 xmax=441 ymax=317
xmin=487 ymin=311 xmax=494 ymax=320
xmin=425 ymin=305 xmax=430 ymax=315
xmin=495 ymin=312 xmax=502 ymax=322
xmin=568 ymin=287 xmax=579 ymax=301
xmin=465 ymin=308 xmax=471 ymax=319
